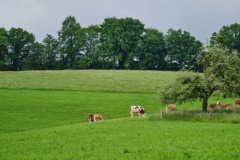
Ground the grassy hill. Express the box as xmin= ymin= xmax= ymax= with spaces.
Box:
xmin=1 ymin=70 xmax=240 ymax=159
xmin=0 ymin=70 xmax=181 ymax=134
xmin=0 ymin=70 xmax=178 ymax=93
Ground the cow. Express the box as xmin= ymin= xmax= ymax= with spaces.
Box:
xmin=87 ymin=113 xmax=94 ymax=123
xmin=233 ymin=99 xmax=240 ymax=107
xmin=130 ymin=106 xmax=146 ymax=118
xmin=209 ymin=101 xmax=220 ymax=109
xmin=166 ymin=104 xmax=176 ymax=112
xmin=209 ymin=103 xmax=217 ymax=109
xmin=219 ymin=102 xmax=231 ymax=108
xmin=93 ymin=114 xmax=103 ymax=122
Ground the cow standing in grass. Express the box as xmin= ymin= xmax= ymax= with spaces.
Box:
xmin=130 ymin=106 xmax=146 ymax=118
xmin=93 ymin=114 xmax=103 ymax=122
xmin=209 ymin=101 xmax=220 ymax=109
xmin=87 ymin=113 xmax=94 ymax=123
xmin=219 ymin=102 xmax=231 ymax=108
xmin=166 ymin=104 xmax=176 ymax=112
xmin=234 ymin=99 xmax=240 ymax=107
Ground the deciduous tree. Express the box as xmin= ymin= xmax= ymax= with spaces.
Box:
xmin=6 ymin=27 xmax=35 ymax=70
xmin=158 ymin=46 xmax=240 ymax=112
xmin=0 ymin=27 xmax=8 ymax=70
xmin=165 ymin=29 xmax=203 ymax=71
xmin=58 ymin=16 xmax=82 ymax=69
xmin=210 ymin=23 xmax=240 ymax=53
xmin=99 ymin=17 xmax=145 ymax=69
xmin=138 ymin=28 xmax=166 ymax=70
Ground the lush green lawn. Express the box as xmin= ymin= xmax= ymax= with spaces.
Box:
xmin=1 ymin=119 xmax=240 ymax=160
xmin=1 ymin=70 xmax=240 ymax=159
xmin=0 ymin=89 xmax=161 ymax=134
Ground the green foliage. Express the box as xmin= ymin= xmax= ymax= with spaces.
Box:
xmin=78 ymin=25 xmax=101 ymax=69
xmin=138 ymin=28 xmax=167 ymax=70
xmin=158 ymin=71 xmax=203 ymax=104
xmin=202 ymin=46 xmax=240 ymax=96
xmin=165 ymin=28 xmax=204 ymax=71
xmin=1 ymin=17 xmax=240 ymax=71
xmin=42 ymin=34 xmax=59 ymax=69
xmin=99 ymin=17 xmax=145 ymax=69
xmin=158 ymin=46 xmax=240 ymax=111
xmin=58 ymin=16 xmax=82 ymax=69
xmin=23 ymin=42 xmax=46 ymax=70
xmin=210 ymin=23 xmax=240 ymax=53
xmin=6 ymin=27 xmax=35 ymax=70
xmin=0 ymin=27 xmax=8 ymax=70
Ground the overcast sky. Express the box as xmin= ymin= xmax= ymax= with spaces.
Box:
xmin=1 ymin=0 xmax=240 ymax=44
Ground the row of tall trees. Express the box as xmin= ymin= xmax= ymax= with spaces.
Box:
xmin=0 ymin=16 xmax=240 ymax=71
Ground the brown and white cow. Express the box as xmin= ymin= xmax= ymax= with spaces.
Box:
xmin=87 ymin=113 xmax=94 ymax=123
xmin=219 ymin=102 xmax=231 ymax=108
xmin=233 ymin=99 xmax=240 ymax=107
xmin=93 ymin=114 xmax=103 ymax=122
xmin=166 ymin=104 xmax=176 ymax=112
xmin=130 ymin=106 xmax=146 ymax=118
xmin=209 ymin=101 xmax=220 ymax=109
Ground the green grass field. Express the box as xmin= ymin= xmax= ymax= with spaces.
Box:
xmin=0 ymin=70 xmax=177 ymax=93
xmin=1 ymin=70 xmax=240 ymax=159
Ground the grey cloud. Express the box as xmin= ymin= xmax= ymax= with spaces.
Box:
xmin=1 ymin=0 xmax=240 ymax=43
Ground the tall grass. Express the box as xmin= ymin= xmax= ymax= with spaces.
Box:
xmin=150 ymin=107 xmax=240 ymax=123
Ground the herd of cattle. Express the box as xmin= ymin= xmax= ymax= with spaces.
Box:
xmin=87 ymin=105 xmax=147 ymax=123
xmin=209 ymin=99 xmax=240 ymax=109
xmin=87 ymin=99 xmax=240 ymax=123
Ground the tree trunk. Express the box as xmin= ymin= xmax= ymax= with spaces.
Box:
xmin=202 ymin=98 xmax=208 ymax=112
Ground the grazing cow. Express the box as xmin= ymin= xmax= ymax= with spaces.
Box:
xmin=87 ymin=113 xmax=94 ymax=123
xmin=93 ymin=114 xmax=103 ymax=122
xmin=130 ymin=106 xmax=146 ymax=118
xmin=166 ymin=104 xmax=176 ymax=112
xmin=209 ymin=103 xmax=217 ymax=109
xmin=219 ymin=102 xmax=231 ymax=108
xmin=209 ymin=101 xmax=221 ymax=109
xmin=233 ymin=99 xmax=240 ymax=107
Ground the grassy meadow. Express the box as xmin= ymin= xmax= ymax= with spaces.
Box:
xmin=1 ymin=70 xmax=240 ymax=159
xmin=0 ymin=70 xmax=177 ymax=93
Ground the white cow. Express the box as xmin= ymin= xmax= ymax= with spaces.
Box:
xmin=130 ymin=106 xmax=146 ymax=118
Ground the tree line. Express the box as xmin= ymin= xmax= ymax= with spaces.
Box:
xmin=0 ymin=16 xmax=240 ymax=71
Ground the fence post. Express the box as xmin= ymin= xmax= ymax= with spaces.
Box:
xmin=160 ymin=111 xmax=163 ymax=119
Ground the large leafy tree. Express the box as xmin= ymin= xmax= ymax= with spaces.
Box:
xmin=6 ymin=27 xmax=35 ymax=71
xmin=23 ymin=42 xmax=45 ymax=70
xmin=78 ymin=25 xmax=101 ymax=69
xmin=0 ymin=27 xmax=8 ymax=70
xmin=138 ymin=28 xmax=166 ymax=70
xmin=58 ymin=16 xmax=82 ymax=69
xmin=158 ymin=46 xmax=240 ymax=112
xmin=210 ymin=23 xmax=240 ymax=53
xmin=42 ymin=34 xmax=59 ymax=69
xmin=99 ymin=17 xmax=145 ymax=69
xmin=165 ymin=29 xmax=203 ymax=71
